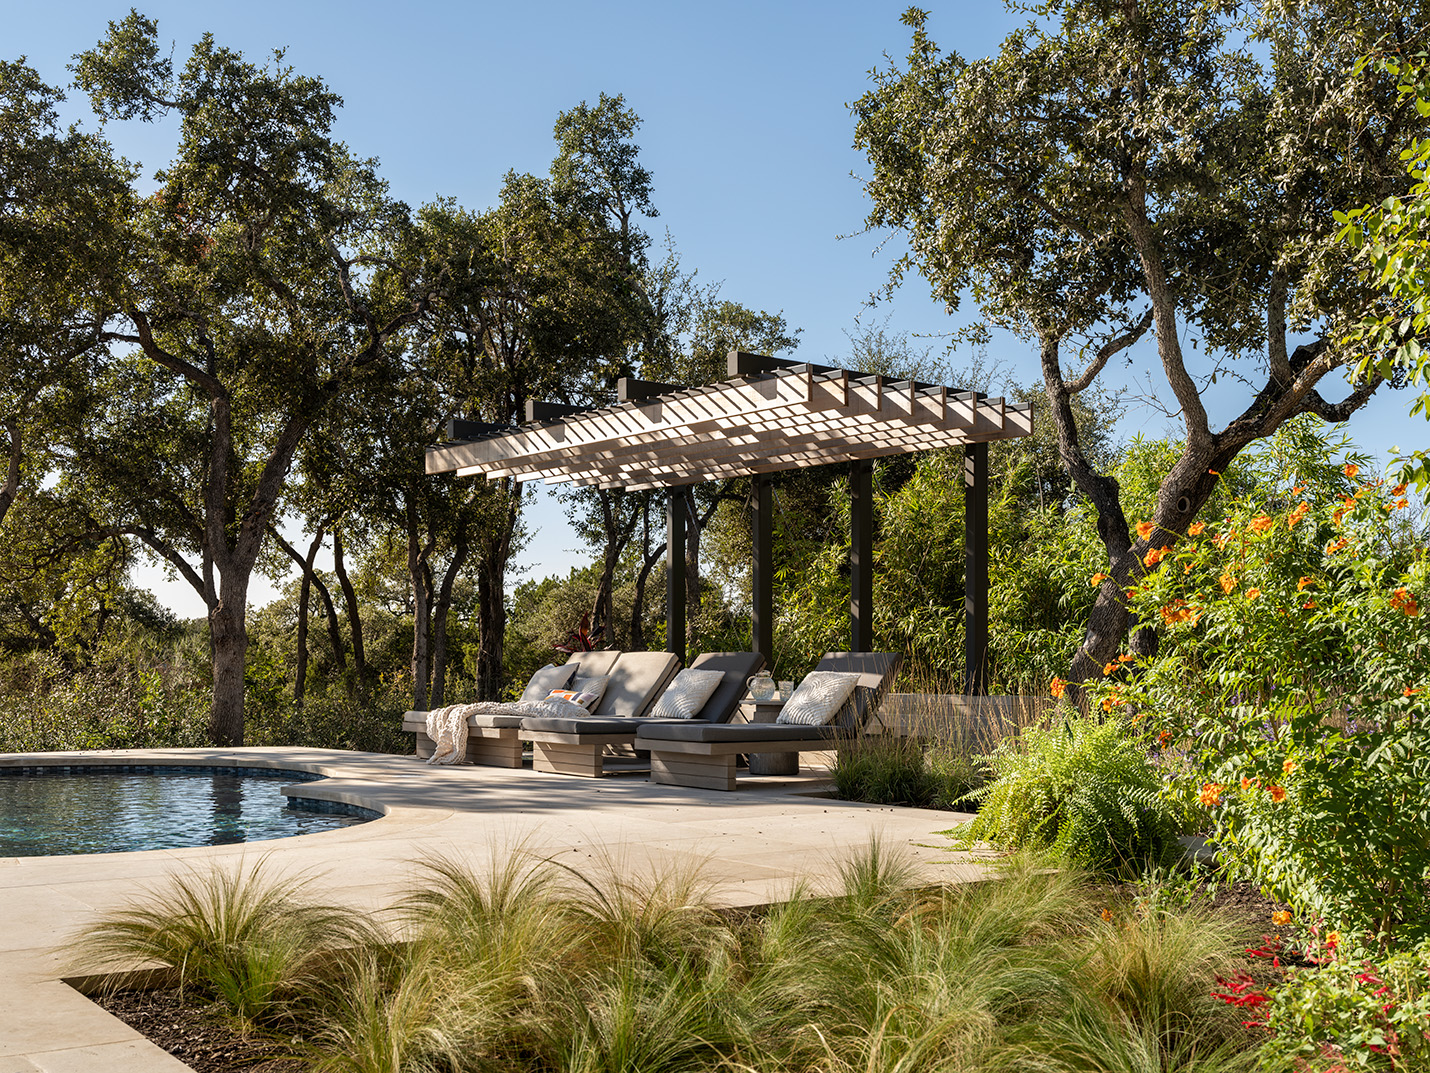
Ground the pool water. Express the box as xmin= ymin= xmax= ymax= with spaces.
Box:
xmin=0 ymin=766 xmax=376 ymax=856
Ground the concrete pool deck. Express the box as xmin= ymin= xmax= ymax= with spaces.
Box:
xmin=0 ymin=746 xmax=987 ymax=1072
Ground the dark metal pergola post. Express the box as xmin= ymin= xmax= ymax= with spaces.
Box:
xmin=850 ymin=459 xmax=874 ymax=652
xmin=964 ymin=443 xmax=989 ymax=695
xmin=751 ymin=474 xmax=773 ymax=662
xmin=666 ymin=488 xmax=687 ymax=665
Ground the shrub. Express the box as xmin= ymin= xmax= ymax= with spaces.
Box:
xmin=1258 ymin=939 xmax=1430 ymax=1072
xmin=1108 ymin=456 xmax=1429 ymax=942
xmin=832 ymin=733 xmax=983 ymax=809
xmin=956 ymin=714 xmax=1186 ymax=874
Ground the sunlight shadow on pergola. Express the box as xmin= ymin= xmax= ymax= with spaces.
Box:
xmin=425 ymin=352 xmax=1034 ymax=694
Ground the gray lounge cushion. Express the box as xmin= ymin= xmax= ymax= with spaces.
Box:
xmin=467 ymin=712 xmax=527 ymax=730
xmin=522 ymin=715 xmax=656 ymax=736
xmin=573 ymin=650 xmax=621 ymax=677
xmin=686 ymin=652 xmax=766 ymax=723
xmin=637 ymin=721 xmax=837 ymax=743
xmin=519 ymin=662 xmax=580 ymax=704
xmin=593 ymin=651 xmax=680 ymax=718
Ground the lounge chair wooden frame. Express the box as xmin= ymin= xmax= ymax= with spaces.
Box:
xmin=638 ymin=652 xmax=902 ymax=791
xmin=522 ymin=651 xmax=765 ymax=778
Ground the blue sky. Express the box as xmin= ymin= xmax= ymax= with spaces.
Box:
xmin=8 ymin=1 xmax=1423 ymax=615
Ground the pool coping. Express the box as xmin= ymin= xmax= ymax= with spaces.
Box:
xmin=0 ymin=746 xmax=989 ymax=1071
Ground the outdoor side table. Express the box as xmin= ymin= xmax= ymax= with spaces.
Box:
xmin=738 ymin=698 xmax=800 ymax=775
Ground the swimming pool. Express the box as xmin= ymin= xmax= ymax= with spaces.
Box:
xmin=0 ymin=765 xmax=378 ymax=856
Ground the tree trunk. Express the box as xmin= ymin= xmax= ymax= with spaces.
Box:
xmin=592 ymin=489 xmax=638 ymax=647
xmin=291 ymin=528 xmax=324 ymax=707
xmin=631 ymin=542 xmax=665 ymax=651
xmin=1040 ymin=320 xmax=1378 ymax=690
xmin=430 ymin=526 xmax=470 ymax=708
xmin=332 ymin=528 xmax=368 ymax=699
xmin=0 ymin=416 xmax=20 ymax=527
xmin=407 ymin=499 xmax=435 ymax=712
xmin=476 ymin=555 xmax=506 ymax=700
xmin=271 ymin=527 xmax=347 ymax=675
xmin=294 ymin=568 xmax=311 ymax=707
xmin=474 ymin=481 xmax=519 ymax=700
xmin=208 ymin=595 xmax=248 ymax=747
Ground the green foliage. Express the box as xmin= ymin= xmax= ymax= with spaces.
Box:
xmin=73 ymin=847 xmax=1264 ymax=1072
xmin=959 ymin=714 xmax=1186 ymax=875
xmin=0 ymin=630 xmax=412 ymax=755
xmin=832 ymin=733 xmax=983 ymax=810
xmin=764 ymin=440 xmax=1116 ymax=690
xmin=1258 ymin=940 xmax=1430 ymax=1072
xmin=1105 ymin=456 xmax=1429 ymax=942
xmin=75 ymin=860 xmax=375 ymax=1029
xmin=1337 ymin=56 xmax=1430 ymax=497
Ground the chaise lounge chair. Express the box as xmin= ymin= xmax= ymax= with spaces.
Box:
xmin=403 ymin=650 xmax=622 ymax=766
xmin=520 ymin=651 xmax=766 ymax=777
xmin=634 ymin=651 xmax=902 ymax=791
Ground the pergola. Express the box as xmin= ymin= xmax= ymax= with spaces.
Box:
xmin=425 ymin=352 xmax=1034 ymax=694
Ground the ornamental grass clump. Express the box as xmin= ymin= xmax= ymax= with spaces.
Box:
xmin=72 ymin=846 xmax=1264 ymax=1071
xmin=1103 ymin=451 xmax=1429 ymax=944
xmin=954 ymin=714 xmax=1185 ymax=875
xmin=74 ymin=858 xmax=376 ymax=1030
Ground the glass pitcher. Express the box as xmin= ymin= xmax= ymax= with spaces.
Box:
xmin=746 ymin=671 xmax=777 ymax=701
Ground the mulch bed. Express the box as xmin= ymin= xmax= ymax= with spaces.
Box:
xmin=89 ymin=988 xmax=305 ymax=1073
xmin=89 ymin=877 xmax=1299 ymax=1073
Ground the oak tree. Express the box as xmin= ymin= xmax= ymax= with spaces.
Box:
xmin=854 ymin=0 xmax=1426 ymax=683
xmin=68 ymin=14 xmax=435 ymax=743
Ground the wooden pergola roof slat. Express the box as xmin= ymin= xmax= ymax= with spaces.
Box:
xmin=428 ymin=355 xmax=1031 ymax=490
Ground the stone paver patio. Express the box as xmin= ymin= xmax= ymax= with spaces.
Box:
xmin=0 ymin=747 xmax=986 ymax=1072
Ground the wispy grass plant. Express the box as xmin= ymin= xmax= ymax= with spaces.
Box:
xmin=833 ymin=692 xmax=1049 ymax=811
xmin=75 ymin=858 xmax=375 ymax=1030
xmin=73 ymin=844 xmax=1262 ymax=1072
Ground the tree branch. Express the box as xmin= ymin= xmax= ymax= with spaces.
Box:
xmin=1067 ymin=308 xmax=1153 ymax=393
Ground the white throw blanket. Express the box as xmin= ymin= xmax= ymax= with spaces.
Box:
xmin=459 ymin=698 xmax=593 ymax=719
xmin=424 ymin=704 xmax=469 ymax=765
xmin=424 ymin=697 xmax=595 ymax=765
